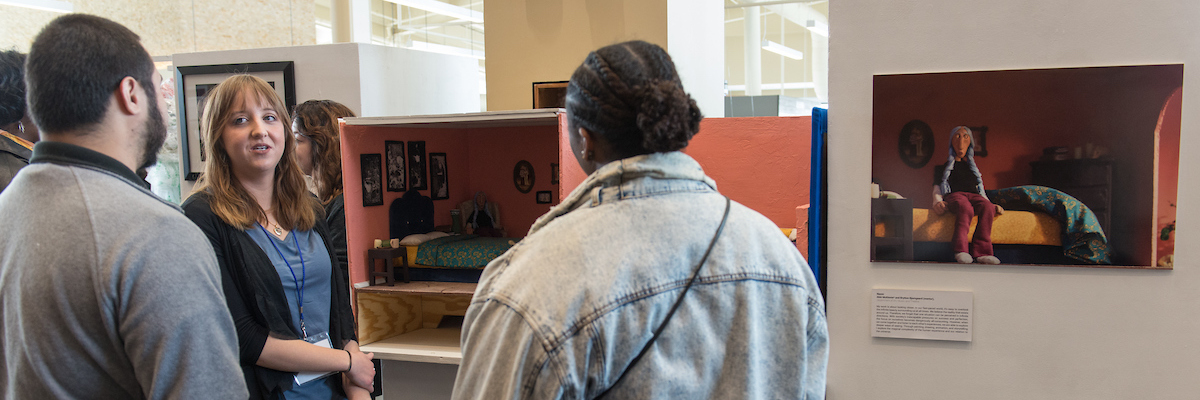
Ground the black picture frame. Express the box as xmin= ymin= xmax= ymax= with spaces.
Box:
xmin=176 ymin=61 xmax=296 ymax=181
xmin=385 ymin=141 xmax=406 ymax=192
xmin=429 ymin=153 xmax=449 ymax=200
xmin=967 ymin=126 xmax=989 ymax=157
xmin=408 ymin=141 xmax=428 ymax=190
xmin=533 ymin=81 xmax=569 ymax=109
xmin=536 ymin=191 xmax=552 ymax=204
xmin=551 ymin=163 xmax=559 ymax=185
xmin=898 ymin=119 xmax=935 ymax=169
xmin=360 ymin=153 xmax=384 ymax=207
xmin=513 ymin=160 xmax=535 ymax=194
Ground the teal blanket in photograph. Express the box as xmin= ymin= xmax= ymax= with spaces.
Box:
xmin=415 ymin=234 xmax=516 ymax=268
xmin=986 ymin=185 xmax=1112 ymax=264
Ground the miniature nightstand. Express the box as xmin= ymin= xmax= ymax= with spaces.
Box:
xmin=871 ymin=197 xmax=914 ymax=261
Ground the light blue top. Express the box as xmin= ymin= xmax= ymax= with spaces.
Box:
xmin=246 ymin=227 xmax=342 ymax=400
xmin=452 ymin=152 xmax=829 ymax=399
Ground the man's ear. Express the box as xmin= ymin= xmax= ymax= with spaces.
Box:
xmin=114 ymin=76 xmax=143 ymax=116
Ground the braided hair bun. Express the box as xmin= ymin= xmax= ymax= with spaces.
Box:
xmin=635 ymin=79 xmax=702 ymax=153
xmin=566 ymin=41 xmax=704 ymax=157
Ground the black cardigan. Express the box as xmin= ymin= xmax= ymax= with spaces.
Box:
xmin=183 ymin=192 xmax=357 ymax=399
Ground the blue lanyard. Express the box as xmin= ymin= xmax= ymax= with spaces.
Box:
xmin=258 ymin=223 xmax=308 ymax=338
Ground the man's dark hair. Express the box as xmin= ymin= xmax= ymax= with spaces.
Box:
xmin=0 ymin=50 xmax=26 ymax=126
xmin=26 ymin=14 xmax=156 ymax=134
xmin=566 ymin=40 xmax=703 ymax=158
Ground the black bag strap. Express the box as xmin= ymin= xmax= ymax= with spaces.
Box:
xmin=596 ymin=196 xmax=732 ymax=399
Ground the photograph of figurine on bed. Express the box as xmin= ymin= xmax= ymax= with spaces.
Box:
xmin=870 ymin=64 xmax=1182 ymax=268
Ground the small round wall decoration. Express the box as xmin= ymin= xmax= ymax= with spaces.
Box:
xmin=899 ymin=119 xmax=935 ymax=169
xmin=513 ymin=160 xmax=535 ymax=193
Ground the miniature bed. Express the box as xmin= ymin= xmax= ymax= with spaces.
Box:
xmin=902 ymin=186 xmax=1111 ymax=265
xmin=397 ymin=233 xmax=518 ymax=282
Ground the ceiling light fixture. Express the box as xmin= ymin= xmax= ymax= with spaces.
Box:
xmin=761 ymin=40 xmax=804 ymax=60
xmin=385 ymin=0 xmax=483 ymax=23
xmin=805 ymin=20 xmax=829 ymax=37
xmin=0 ymin=0 xmax=73 ymax=13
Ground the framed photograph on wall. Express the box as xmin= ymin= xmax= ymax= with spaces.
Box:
xmin=176 ymin=61 xmax=295 ymax=180
xmin=408 ymin=141 xmax=428 ymax=190
xmin=360 ymin=153 xmax=384 ymax=207
xmin=385 ymin=141 xmax=406 ymax=192
xmin=536 ymin=190 xmax=552 ymax=204
xmin=429 ymin=153 xmax=449 ymax=200
xmin=870 ymin=64 xmax=1184 ymax=268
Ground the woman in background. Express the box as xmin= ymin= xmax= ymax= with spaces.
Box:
xmin=452 ymin=41 xmax=828 ymax=399
xmin=183 ymin=75 xmax=373 ymax=399
xmin=293 ymin=99 xmax=356 ymax=274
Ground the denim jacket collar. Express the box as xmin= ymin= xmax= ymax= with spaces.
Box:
xmin=529 ymin=151 xmax=716 ymax=236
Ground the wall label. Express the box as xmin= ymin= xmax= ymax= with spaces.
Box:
xmin=871 ymin=289 xmax=973 ymax=342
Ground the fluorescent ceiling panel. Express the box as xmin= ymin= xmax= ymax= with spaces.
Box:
xmin=385 ymin=0 xmax=483 ymax=23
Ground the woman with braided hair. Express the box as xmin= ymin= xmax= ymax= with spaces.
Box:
xmin=453 ymin=41 xmax=828 ymax=399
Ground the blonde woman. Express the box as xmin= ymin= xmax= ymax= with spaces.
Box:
xmin=183 ymin=75 xmax=373 ymax=399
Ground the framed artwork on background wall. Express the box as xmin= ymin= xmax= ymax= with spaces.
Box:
xmin=967 ymin=126 xmax=989 ymax=157
xmin=385 ymin=141 xmax=406 ymax=192
xmin=408 ymin=141 xmax=428 ymax=190
xmin=536 ymin=191 xmax=552 ymax=204
xmin=533 ymin=81 xmax=569 ymax=109
xmin=176 ymin=61 xmax=295 ymax=180
xmin=360 ymin=153 xmax=384 ymax=207
xmin=429 ymin=153 xmax=449 ymax=200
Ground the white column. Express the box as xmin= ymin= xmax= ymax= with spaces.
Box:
xmin=667 ymin=0 xmax=725 ymax=117
xmin=332 ymin=0 xmax=372 ymax=44
xmin=743 ymin=6 xmax=762 ymax=96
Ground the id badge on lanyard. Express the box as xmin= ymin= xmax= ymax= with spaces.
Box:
xmin=294 ymin=331 xmax=336 ymax=385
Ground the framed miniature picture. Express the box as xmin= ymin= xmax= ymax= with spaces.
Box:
xmin=360 ymin=153 xmax=384 ymax=207
xmin=551 ymin=163 xmax=560 ymax=185
xmin=898 ymin=119 xmax=935 ymax=169
xmin=536 ymin=190 xmax=552 ymax=204
xmin=513 ymin=160 xmax=535 ymax=194
xmin=429 ymin=153 xmax=449 ymax=200
xmin=385 ymin=141 xmax=406 ymax=192
xmin=408 ymin=141 xmax=428 ymax=190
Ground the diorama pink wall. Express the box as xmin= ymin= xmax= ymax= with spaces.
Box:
xmin=1155 ymin=88 xmax=1182 ymax=261
xmin=684 ymin=117 xmax=812 ymax=229
xmin=341 ymin=123 xmax=559 ymax=284
xmin=463 ymin=125 xmax=560 ymax=237
xmin=559 ymin=116 xmax=813 ymax=250
xmin=871 ymin=64 xmax=1183 ymax=265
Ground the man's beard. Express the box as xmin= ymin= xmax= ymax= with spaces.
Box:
xmin=137 ymin=95 xmax=167 ymax=172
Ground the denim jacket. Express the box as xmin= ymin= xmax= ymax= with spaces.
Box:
xmin=453 ymin=152 xmax=828 ymax=399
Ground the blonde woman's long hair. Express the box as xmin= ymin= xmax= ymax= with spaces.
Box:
xmin=293 ymin=99 xmax=355 ymax=204
xmin=191 ymin=74 xmax=316 ymax=231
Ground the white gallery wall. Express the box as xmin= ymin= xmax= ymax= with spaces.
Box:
xmin=827 ymin=1 xmax=1200 ymax=399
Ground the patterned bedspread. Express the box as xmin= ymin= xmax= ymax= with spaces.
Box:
xmin=986 ymin=185 xmax=1111 ymax=264
xmin=414 ymin=234 xmax=516 ymax=269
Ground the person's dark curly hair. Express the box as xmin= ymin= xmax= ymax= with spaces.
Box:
xmin=565 ymin=40 xmax=703 ymax=158
xmin=0 ymin=50 xmax=26 ymax=126
xmin=293 ymin=99 xmax=356 ymax=204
